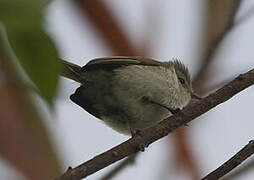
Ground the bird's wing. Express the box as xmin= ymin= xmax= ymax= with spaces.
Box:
xmin=82 ymin=56 xmax=162 ymax=70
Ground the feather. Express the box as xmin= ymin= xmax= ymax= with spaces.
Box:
xmin=82 ymin=56 xmax=162 ymax=71
xmin=172 ymin=59 xmax=191 ymax=87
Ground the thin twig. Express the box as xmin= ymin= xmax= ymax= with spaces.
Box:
xmin=172 ymin=127 xmax=200 ymax=179
xmin=74 ymin=0 xmax=137 ymax=55
xmin=202 ymin=140 xmax=254 ymax=180
xmin=195 ymin=1 xmax=254 ymax=95
xmin=193 ymin=0 xmax=242 ymax=93
xmin=56 ymin=69 xmax=254 ymax=180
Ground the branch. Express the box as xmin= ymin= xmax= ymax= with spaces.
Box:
xmin=55 ymin=68 xmax=254 ymax=180
xmin=223 ymin=159 xmax=254 ymax=180
xmin=74 ymin=0 xmax=137 ymax=55
xmin=202 ymin=140 xmax=254 ymax=180
xmin=172 ymin=127 xmax=200 ymax=179
xmin=193 ymin=0 xmax=242 ymax=93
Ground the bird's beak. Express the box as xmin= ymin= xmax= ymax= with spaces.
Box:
xmin=190 ymin=91 xmax=202 ymax=100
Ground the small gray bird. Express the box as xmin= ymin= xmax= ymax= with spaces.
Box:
xmin=61 ymin=56 xmax=200 ymax=135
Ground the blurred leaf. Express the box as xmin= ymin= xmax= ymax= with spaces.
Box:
xmin=0 ymin=29 xmax=61 ymax=179
xmin=6 ymin=29 xmax=60 ymax=105
xmin=0 ymin=0 xmax=60 ymax=105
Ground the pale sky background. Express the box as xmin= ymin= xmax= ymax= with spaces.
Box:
xmin=1 ymin=0 xmax=254 ymax=179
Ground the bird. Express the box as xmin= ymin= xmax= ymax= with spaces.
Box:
xmin=61 ymin=56 xmax=201 ymax=136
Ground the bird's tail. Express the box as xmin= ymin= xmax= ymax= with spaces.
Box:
xmin=60 ymin=59 xmax=83 ymax=83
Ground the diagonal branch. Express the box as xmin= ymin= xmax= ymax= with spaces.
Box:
xmin=223 ymin=159 xmax=254 ymax=180
xmin=202 ymin=140 xmax=254 ymax=180
xmin=55 ymin=68 xmax=254 ymax=180
xmin=74 ymin=0 xmax=137 ymax=55
xmin=193 ymin=0 xmax=242 ymax=93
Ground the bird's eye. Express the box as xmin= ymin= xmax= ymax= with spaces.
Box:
xmin=179 ymin=78 xmax=185 ymax=84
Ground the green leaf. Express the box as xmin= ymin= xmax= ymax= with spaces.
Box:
xmin=0 ymin=0 xmax=60 ymax=105
xmin=7 ymin=29 xmax=60 ymax=104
